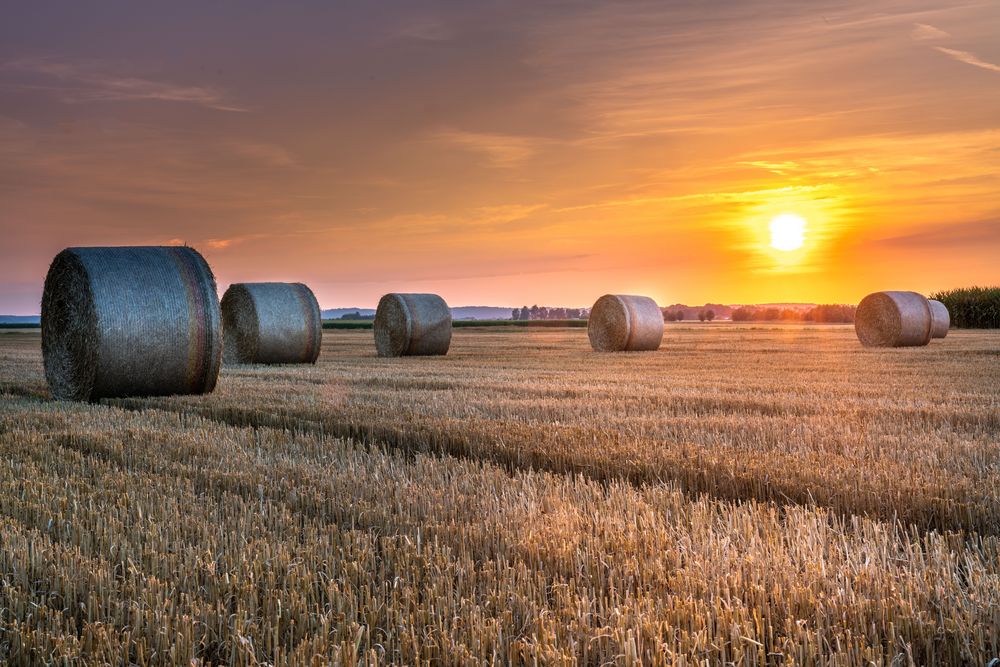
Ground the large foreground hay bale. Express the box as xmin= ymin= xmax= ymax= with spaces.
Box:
xmin=221 ymin=283 xmax=322 ymax=364
xmin=41 ymin=246 xmax=222 ymax=401
xmin=928 ymin=299 xmax=950 ymax=339
xmin=588 ymin=294 xmax=664 ymax=352
xmin=855 ymin=291 xmax=932 ymax=347
xmin=374 ymin=293 xmax=451 ymax=357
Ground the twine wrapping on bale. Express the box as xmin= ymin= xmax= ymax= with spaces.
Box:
xmin=221 ymin=282 xmax=322 ymax=365
xmin=928 ymin=299 xmax=950 ymax=339
xmin=588 ymin=294 xmax=664 ymax=352
xmin=374 ymin=293 xmax=451 ymax=357
xmin=854 ymin=291 xmax=933 ymax=347
xmin=41 ymin=246 xmax=222 ymax=401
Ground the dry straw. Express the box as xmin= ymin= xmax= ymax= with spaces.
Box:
xmin=374 ymin=293 xmax=451 ymax=357
xmin=588 ymin=294 xmax=664 ymax=352
xmin=221 ymin=282 xmax=322 ymax=365
xmin=41 ymin=246 xmax=222 ymax=401
xmin=928 ymin=299 xmax=950 ymax=339
xmin=855 ymin=291 xmax=933 ymax=347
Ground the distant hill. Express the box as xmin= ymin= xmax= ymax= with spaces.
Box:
xmin=322 ymin=306 xmax=515 ymax=320
xmin=1 ymin=304 xmax=827 ymax=325
xmin=450 ymin=306 xmax=515 ymax=320
xmin=321 ymin=308 xmax=376 ymax=319
xmin=3 ymin=307 xmax=519 ymax=323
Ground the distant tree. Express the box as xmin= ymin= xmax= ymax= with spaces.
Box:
xmin=529 ymin=305 xmax=540 ymax=320
xmin=519 ymin=306 xmax=530 ymax=321
xmin=808 ymin=304 xmax=856 ymax=323
xmin=731 ymin=307 xmax=756 ymax=322
xmin=698 ymin=310 xmax=707 ymax=322
xmin=511 ymin=308 xmax=520 ymax=321
xmin=704 ymin=303 xmax=728 ymax=319
xmin=705 ymin=309 xmax=715 ymax=322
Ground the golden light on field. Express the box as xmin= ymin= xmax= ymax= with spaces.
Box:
xmin=1 ymin=328 xmax=999 ymax=663
xmin=769 ymin=214 xmax=806 ymax=252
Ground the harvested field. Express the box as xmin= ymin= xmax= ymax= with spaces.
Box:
xmin=1 ymin=325 xmax=998 ymax=665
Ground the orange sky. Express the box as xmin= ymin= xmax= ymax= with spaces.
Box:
xmin=2 ymin=1 xmax=999 ymax=313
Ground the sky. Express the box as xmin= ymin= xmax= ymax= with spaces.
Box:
xmin=1 ymin=0 xmax=999 ymax=313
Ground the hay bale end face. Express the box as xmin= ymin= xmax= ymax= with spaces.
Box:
xmin=221 ymin=282 xmax=322 ymax=364
xmin=41 ymin=246 xmax=222 ymax=401
xmin=928 ymin=299 xmax=950 ymax=339
xmin=588 ymin=294 xmax=664 ymax=352
xmin=374 ymin=293 xmax=451 ymax=357
xmin=854 ymin=291 xmax=933 ymax=347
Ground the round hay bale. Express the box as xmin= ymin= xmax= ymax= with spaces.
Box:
xmin=928 ymin=299 xmax=950 ymax=339
xmin=221 ymin=282 xmax=322 ymax=365
xmin=41 ymin=246 xmax=222 ymax=401
xmin=374 ymin=293 xmax=451 ymax=357
xmin=854 ymin=291 xmax=932 ymax=347
xmin=588 ymin=294 xmax=664 ymax=352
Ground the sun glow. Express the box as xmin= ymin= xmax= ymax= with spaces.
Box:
xmin=769 ymin=214 xmax=806 ymax=251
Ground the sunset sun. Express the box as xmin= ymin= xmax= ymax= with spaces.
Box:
xmin=769 ymin=214 xmax=806 ymax=251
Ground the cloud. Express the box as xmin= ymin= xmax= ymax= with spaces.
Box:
xmin=934 ymin=47 xmax=1000 ymax=74
xmin=472 ymin=204 xmax=547 ymax=225
xmin=432 ymin=129 xmax=540 ymax=167
xmin=738 ymin=161 xmax=801 ymax=175
xmin=875 ymin=219 xmax=1000 ymax=248
xmin=226 ymin=142 xmax=298 ymax=168
xmin=912 ymin=23 xmax=950 ymax=41
xmin=395 ymin=17 xmax=454 ymax=42
xmin=2 ymin=58 xmax=247 ymax=111
xmin=554 ymin=184 xmax=833 ymax=213
xmin=204 ymin=234 xmax=271 ymax=250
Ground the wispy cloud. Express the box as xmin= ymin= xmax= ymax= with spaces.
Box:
xmin=432 ymin=129 xmax=540 ymax=167
xmin=2 ymin=58 xmax=247 ymax=111
xmin=738 ymin=161 xmax=801 ymax=175
xmin=395 ymin=17 xmax=454 ymax=42
xmin=225 ymin=141 xmax=298 ymax=167
xmin=911 ymin=23 xmax=950 ymax=41
xmin=875 ymin=219 xmax=1000 ymax=248
xmin=934 ymin=47 xmax=1000 ymax=74
xmin=554 ymin=184 xmax=834 ymax=213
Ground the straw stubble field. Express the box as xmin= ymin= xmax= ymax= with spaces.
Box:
xmin=1 ymin=325 xmax=998 ymax=665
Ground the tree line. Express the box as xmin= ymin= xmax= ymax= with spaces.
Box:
xmin=510 ymin=306 xmax=589 ymax=320
xmin=508 ymin=289 xmax=1000 ymax=327
xmin=663 ymin=309 xmax=716 ymax=321
xmin=730 ymin=304 xmax=856 ymax=323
